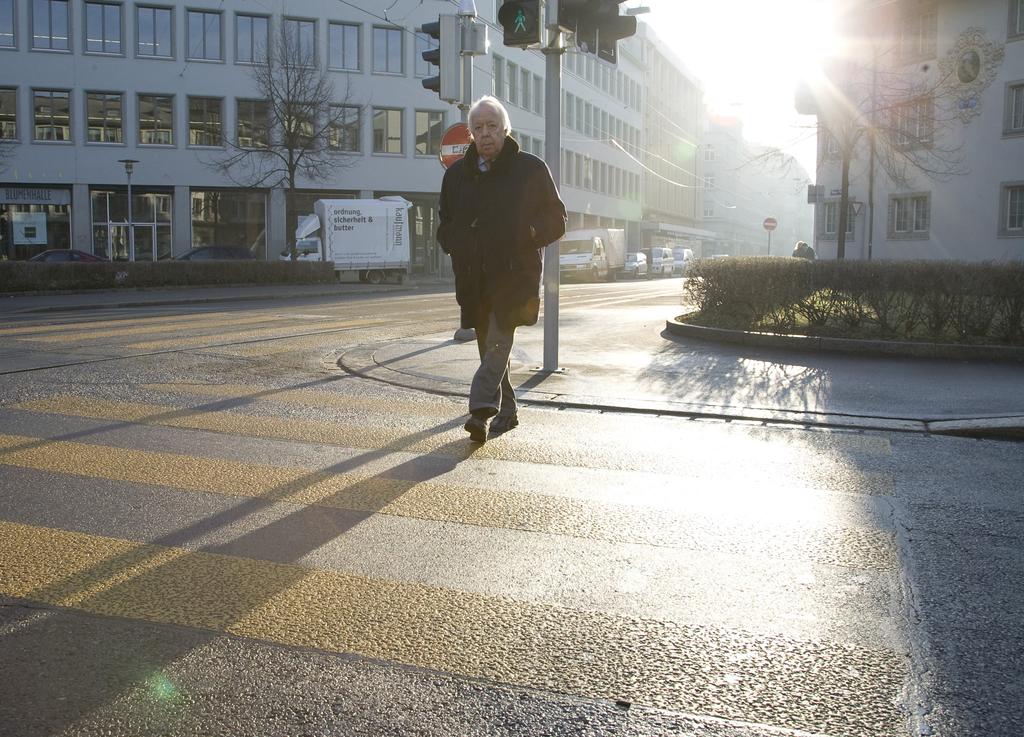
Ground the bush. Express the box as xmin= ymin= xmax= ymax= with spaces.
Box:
xmin=0 ymin=260 xmax=337 ymax=293
xmin=683 ymin=257 xmax=1024 ymax=345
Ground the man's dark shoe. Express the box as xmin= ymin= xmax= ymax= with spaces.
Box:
xmin=464 ymin=415 xmax=488 ymax=443
xmin=489 ymin=414 xmax=519 ymax=435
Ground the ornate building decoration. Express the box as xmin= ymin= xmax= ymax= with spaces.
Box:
xmin=938 ymin=28 xmax=1005 ymax=123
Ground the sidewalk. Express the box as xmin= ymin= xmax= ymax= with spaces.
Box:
xmin=5 ymin=283 xmax=1023 ymax=439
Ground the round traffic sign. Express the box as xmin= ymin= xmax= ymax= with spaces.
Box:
xmin=439 ymin=123 xmax=471 ymax=169
xmin=763 ymin=217 xmax=778 ymax=231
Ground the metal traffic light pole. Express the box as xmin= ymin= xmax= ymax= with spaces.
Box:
xmin=458 ymin=0 xmax=476 ymax=124
xmin=541 ymin=0 xmax=564 ymax=373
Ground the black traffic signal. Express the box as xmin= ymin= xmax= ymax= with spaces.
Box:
xmin=420 ymin=15 xmax=460 ymax=102
xmin=559 ymin=0 xmax=637 ymax=64
xmin=498 ymin=0 xmax=541 ymax=48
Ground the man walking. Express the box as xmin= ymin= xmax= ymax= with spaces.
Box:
xmin=437 ymin=96 xmax=567 ymax=443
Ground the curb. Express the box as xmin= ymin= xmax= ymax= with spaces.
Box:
xmin=333 ymin=342 xmax=1024 ymax=440
xmin=665 ymin=318 xmax=1024 ymax=363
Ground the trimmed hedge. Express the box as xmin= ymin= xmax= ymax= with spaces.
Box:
xmin=0 ymin=260 xmax=337 ymax=293
xmin=683 ymin=257 xmax=1024 ymax=345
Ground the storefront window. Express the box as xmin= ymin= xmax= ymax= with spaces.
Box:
xmin=0 ymin=187 xmax=72 ymax=260
xmin=90 ymin=188 xmax=172 ymax=260
xmin=190 ymin=189 xmax=266 ymax=258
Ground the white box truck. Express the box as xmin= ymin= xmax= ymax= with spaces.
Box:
xmin=558 ymin=228 xmax=626 ymax=282
xmin=293 ymin=197 xmax=412 ymax=284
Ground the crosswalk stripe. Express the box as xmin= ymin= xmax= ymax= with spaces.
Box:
xmin=12 ymin=395 xmax=896 ymax=492
xmin=0 ymin=433 xmax=895 ymax=569
xmin=0 ymin=519 xmax=906 ymax=736
xmin=0 ymin=309 xmax=285 ymax=338
xmin=18 ymin=314 xmax=301 ymax=343
xmin=125 ymin=319 xmax=391 ymax=350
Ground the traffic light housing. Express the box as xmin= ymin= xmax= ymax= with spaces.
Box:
xmin=420 ymin=14 xmax=461 ymax=103
xmin=559 ymin=0 xmax=637 ymax=64
xmin=498 ymin=0 xmax=541 ymax=48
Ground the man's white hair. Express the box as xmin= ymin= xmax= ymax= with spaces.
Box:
xmin=468 ymin=95 xmax=511 ymax=136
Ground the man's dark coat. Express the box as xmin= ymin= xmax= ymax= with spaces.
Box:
xmin=437 ymin=136 xmax=567 ymax=330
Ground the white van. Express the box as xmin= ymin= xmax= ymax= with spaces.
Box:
xmin=672 ymin=246 xmax=695 ymax=276
xmin=641 ymin=246 xmax=674 ymax=278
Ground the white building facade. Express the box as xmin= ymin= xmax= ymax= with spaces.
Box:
xmin=0 ymin=0 xmax=650 ymax=269
xmin=807 ymin=0 xmax=1024 ymax=261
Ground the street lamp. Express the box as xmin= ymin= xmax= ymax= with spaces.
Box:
xmin=117 ymin=159 xmax=139 ymax=261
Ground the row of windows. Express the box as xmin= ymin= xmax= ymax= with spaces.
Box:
xmin=561 ymin=90 xmax=642 ymax=156
xmin=0 ymin=87 xmax=446 ymax=155
xmin=491 ymin=56 xmax=544 ymax=117
xmin=0 ymin=0 xmax=437 ymax=77
xmin=820 ymin=185 xmax=1024 ymax=240
xmin=561 ymin=148 xmax=641 ymax=201
xmin=896 ymin=0 xmax=1022 ymax=61
xmin=562 ymin=46 xmax=641 ymax=112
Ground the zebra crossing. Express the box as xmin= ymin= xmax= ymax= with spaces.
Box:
xmin=0 ymin=378 xmax=910 ymax=737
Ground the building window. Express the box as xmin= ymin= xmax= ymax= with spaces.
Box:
xmin=520 ymin=68 xmax=531 ymax=110
xmin=823 ymin=201 xmax=856 ymax=237
xmin=1011 ymin=0 xmax=1024 ymax=39
xmin=894 ymin=96 xmax=933 ymax=147
xmin=372 ymin=107 xmax=402 ymax=153
xmin=0 ymin=0 xmax=14 ymax=48
xmin=888 ymin=194 xmax=930 ymax=238
xmin=236 ymin=14 xmax=268 ymax=64
xmin=413 ymin=32 xmax=434 ymax=77
xmin=0 ymin=88 xmax=15 ymax=139
xmin=899 ymin=1 xmax=937 ymax=60
xmin=190 ymin=189 xmax=266 ymax=257
xmin=32 ymin=0 xmax=69 ymax=50
xmin=86 ymin=91 xmax=121 ymax=143
xmin=704 ymin=175 xmax=715 ymax=191
xmin=415 ymin=110 xmax=443 ymax=156
xmin=1000 ymin=183 xmax=1024 ymax=236
xmin=188 ymin=96 xmax=222 ymax=147
xmin=533 ymin=74 xmax=543 ymax=115
xmin=704 ymin=145 xmax=716 ymax=162
xmin=138 ymin=94 xmax=173 ymax=145
xmin=283 ymin=18 xmax=316 ymax=65
xmin=236 ymin=99 xmax=268 ymax=148
xmin=329 ymin=104 xmax=360 ymax=152
xmin=507 ymin=62 xmax=518 ymax=104
xmin=704 ymin=203 xmax=715 ymax=217
xmin=187 ymin=10 xmax=221 ymax=60
xmin=85 ymin=2 xmax=120 ymax=54
xmin=33 ymin=89 xmax=70 ymax=141
xmin=137 ymin=6 xmax=172 ymax=58
xmin=1006 ymin=82 xmax=1024 ymax=135
xmin=493 ymin=55 xmax=504 ymax=98
xmin=372 ymin=26 xmax=402 ymax=74
xmin=330 ymin=22 xmax=360 ymax=70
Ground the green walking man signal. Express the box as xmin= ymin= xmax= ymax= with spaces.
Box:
xmin=498 ymin=0 xmax=541 ymax=48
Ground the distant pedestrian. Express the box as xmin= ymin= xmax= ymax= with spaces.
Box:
xmin=792 ymin=240 xmax=816 ymax=260
xmin=436 ymin=96 xmax=567 ymax=443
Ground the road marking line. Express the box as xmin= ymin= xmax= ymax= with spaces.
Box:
xmin=19 ymin=314 xmax=299 ymax=343
xmin=0 ymin=433 xmax=895 ymax=568
xmin=0 ymin=519 xmax=906 ymax=736
xmin=125 ymin=319 xmax=389 ymax=350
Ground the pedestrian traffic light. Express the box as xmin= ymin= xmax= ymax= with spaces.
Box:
xmin=559 ymin=0 xmax=637 ymax=64
xmin=420 ymin=14 xmax=461 ymax=103
xmin=498 ymin=0 xmax=541 ymax=48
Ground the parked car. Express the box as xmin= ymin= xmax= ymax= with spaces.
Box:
xmin=623 ymin=251 xmax=648 ymax=278
xmin=176 ymin=246 xmax=255 ymax=261
xmin=672 ymin=247 xmax=695 ymax=276
xmin=28 ymin=249 xmax=107 ymax=262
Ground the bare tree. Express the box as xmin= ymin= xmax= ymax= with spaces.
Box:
xmin=206 ymin=24 xmax=360 ymax=259
xmin=816 ymin=42 xmax=968 ymax=259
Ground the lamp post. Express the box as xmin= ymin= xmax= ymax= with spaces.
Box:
xmin=117 ymin=159 xmax=139 ymax=260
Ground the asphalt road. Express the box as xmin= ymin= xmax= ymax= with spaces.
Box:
xmin=0 ymin=279 xmax=1021 ymax=737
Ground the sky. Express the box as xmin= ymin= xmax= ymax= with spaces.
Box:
xmin=633 ymin=0 xmax=842 ymax=178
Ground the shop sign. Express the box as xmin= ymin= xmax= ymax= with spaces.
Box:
xmin=0 ymin=187 xmax=72 ymax=206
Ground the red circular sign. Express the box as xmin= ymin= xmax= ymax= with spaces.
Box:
xmin=439 ymin=123 xmax=471 ymax=169
xmin=763 ymin=217 xmax=778 ymax=231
